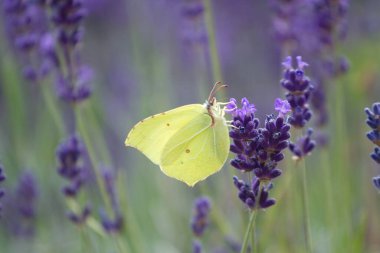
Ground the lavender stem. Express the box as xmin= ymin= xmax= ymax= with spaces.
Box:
xmin=41 ymin=81 xmax=65 ymax=135
xmin=298 ymin=156 xmax=312 ymax=252
xmin=240 ymin=208 xmax=258 ymax=253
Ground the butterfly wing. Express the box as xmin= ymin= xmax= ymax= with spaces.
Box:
xmin=125 ymin=104 xmax=208 ymax=165
xmin=160 ymin=117 xmax=230 ymax=186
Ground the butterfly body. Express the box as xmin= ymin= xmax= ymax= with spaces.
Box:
xmin=125 ymin=100 xmax=230 ymax=186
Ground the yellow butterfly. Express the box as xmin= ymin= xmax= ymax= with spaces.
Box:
xmin=125 ymin=82 xmax=230 ymax=186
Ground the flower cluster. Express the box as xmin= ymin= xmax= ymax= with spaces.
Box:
xmin=226 ymin=98 xmax=291 ymax=209
xmin=56 ymin=135 xmax=87 ymax=197
xmin=365 ymin=102 xmax=380 ymax=190
xmin=281 ymin=56 xmax=316 ymax=158
xmin=56 ymin=134 xmax=91 ymax=224
xmin=269 ymin=0 xmax=310 ymax=55
xmin=281 ymin=56 xmax=313 ymax=128
xmin=312 ymin=0 xmax=349 ymax=51
xmin=49 ymin=0 xmax=93 ymax=102
xmin=0 ymin=165 xmax=6 ymax=216
xmin=99 ymin=168 xmax=124 ymax=234
xmin=190 ymin=197 xmax=211 ymax=253
xmin=3 ymin=0 xmax=52 ymax=81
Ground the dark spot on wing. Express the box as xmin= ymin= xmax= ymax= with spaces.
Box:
xmin=140 ymin=120 xmax=144 ymax=123
xmin=186 ymin=149 xmax=190 ymax=153
xmin=166 ymin=123 xmax=170 ymax=126
xmin=161 ymin=112 xmax=166 ymax=115
xmin=151 ymin=115 xmax=155 ymax=118
xmin=180 ymin=161 xmax=184 ymax=165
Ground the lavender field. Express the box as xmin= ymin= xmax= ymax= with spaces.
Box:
xmin=1 ymin=0 xmax=380 ymax=252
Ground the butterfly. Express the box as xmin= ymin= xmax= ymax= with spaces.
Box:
xmin=125 ymin=82 xmax=230 ymax=186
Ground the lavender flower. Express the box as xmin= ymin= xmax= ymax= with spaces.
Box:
xmin=0 ymin=165 xmax=6 ymax=216
xmin=190 ymin=197 xmax=211 ymax=237
xmin=4 ymin=170 xmax=38 ymax=237
xmin=49 ymin=0 xmax=93 ymax=102
xmin=228 ymin=98 xmax=290 ymax=181
xmin=365 ymin=102 xmax=380 ymax=190
xmin=281 ymin=56 xmax=313 ymax=128
xmin=99 ymin=168 xmax=123 ymax=234
xmin=289 ymin=128 xmax=316 ymax=159
xmin=226 ymin=98 xmax=290 ymax=209
xmin=269 ymin=0 xmax=310 ymax=55
xmin=2 ymin=0 xmax=52 ymax=81
xmin=56 ymin=134 xmax=94 ymax=225
xmin=308 ymin=1 xmax=350 ymax=127
xmin=365 ymin=103 xmax=380 ymax=148
xmin=56 ymin=134 xmax=87 ymax=197
xmin=15 ymin=171 xmax=38 ymax=219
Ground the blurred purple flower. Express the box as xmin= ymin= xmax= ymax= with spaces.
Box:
xmin=0 ymin=165 xmax=6 ymax=216
xmin=15 ymin=171 xmax=38 ymax=219
xmin=48 ymin=0 xmax=93 ymax=103
xmin=55 ymin=65 xmax=93 ymax=103
xmin=56 ymin=134 xmax=88 ymax=197
xmin=190 ymin=196 xmax=211 ymax=237
xmin=67 ymin=203 xmax=91 ymax=225
xmin=365 ymin=102 xmax=380 ymax=148
xmin=2 ymin=0 xmax=52 ymax=81
xmin=180 ymin=0 xmax=208 ymax=48
xmin=2 ymin=170 xmax=38 ymax=237
xmin=373 ymin=176 xmax=380 ymax=191
xmin=365 ymin=102 xmax=380 ymax=190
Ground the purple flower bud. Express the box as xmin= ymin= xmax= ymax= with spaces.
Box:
xmin=67 ymin=204 xmax=91 ymax=225
xmin=289 ymin=128 xmax=316 ymax=159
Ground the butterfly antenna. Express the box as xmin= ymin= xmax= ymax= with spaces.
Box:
xmin=208 ymin=82 xmax=228 ymax=104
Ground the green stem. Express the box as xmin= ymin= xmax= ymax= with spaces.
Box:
xmin=41 ymin=82 xmax=66 ymax=135
xmin=113 ymin=235 xmax=129 ymax=253
xmin=80 ymin=227 xmax=92 ymax=253
xmin=240 ymin=210 xmax=258 ymax=253
xmin=204 ymin=0 xmax=223 ymax=82
xmin=299 ymin=157 xmax=312 ymax=253
xmin=321 ymin=149 xmax=335 ymax=248
xmin=75 ymin=106 xmax=113 ymax=215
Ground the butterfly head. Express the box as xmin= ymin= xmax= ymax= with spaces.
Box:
xmin=205 ymin=82 xmax=228 ymax=122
